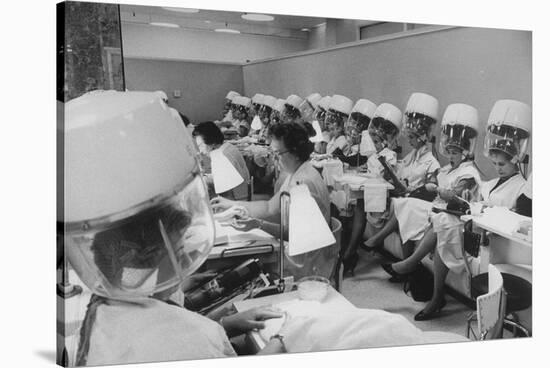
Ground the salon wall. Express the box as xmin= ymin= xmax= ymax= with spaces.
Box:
xmin=243 ymin=26 xmax=532 ymax=177
xmin=124 ymin=57 xmax=244 ymax=124
xmin=121 ymin=23 xmax=308 ymax=64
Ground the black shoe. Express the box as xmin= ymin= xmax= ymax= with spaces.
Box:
xmin=381 ymin=263 xmax=411 ymax=283
xmin=343 ymin=253 xmax=359 ymax=277
xmin=414 ymin=298 xmax=447 ymax=321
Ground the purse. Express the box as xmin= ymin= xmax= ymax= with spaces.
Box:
xmin=403 ymin=266 xmax=434 ymax=302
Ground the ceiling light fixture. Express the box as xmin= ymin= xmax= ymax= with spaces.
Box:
xmin=149 ymin=22 xmax=180 ymax=28
xmin=215 ymin=22 xmax=241 ymax=34
xmin=301 ymin=28 xmax=310 ymax=32
xmin=215 ymin=28 xmax=241 ymax=34
xmin=241 ymin=13 xmax=274 ymax=21
xmin=162 ymin=7 xmax=200 ymax=13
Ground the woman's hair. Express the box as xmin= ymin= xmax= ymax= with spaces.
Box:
xmin=488 ymin=148 xmax=514 ymax=162
xmin=350 ymin=112 xmax=371 ymax=132
xmin=269 ymin=122 xmax=314 ymax=162
xmin=192 ymin=121 xmax=224 ymax=146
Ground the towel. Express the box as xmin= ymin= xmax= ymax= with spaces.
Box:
xmin=321 ymin=160 xmax=344 ymax=187
xmin=364 ymin=183 xmax=387 ymax=212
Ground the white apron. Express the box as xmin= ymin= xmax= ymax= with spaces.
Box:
xmin=433 ymin=173 xmax=526 ymax=274
xmin=393 ymin=161 xmax=481 ymax=243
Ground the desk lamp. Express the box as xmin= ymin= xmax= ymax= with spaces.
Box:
xmin=276 ymin=184 xmax=335 ymax=292
xmin=210 ymin=148 xmax=244 ymax=194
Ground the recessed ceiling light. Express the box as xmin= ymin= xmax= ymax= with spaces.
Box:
xmin=150 ymin=22 xmax=180 ymax=28
xmin=301 ymin=28 xmax=310 ymax=32
xmin=162 ymin=7 xmax=200 ymax=13
xmin=214 ymin=28 xmax=241 ymax=34
xmin=241 ymin=13 xmax=274 ymax=21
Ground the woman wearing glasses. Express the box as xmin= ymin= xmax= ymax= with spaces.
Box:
xmin=211 ymin=122 xmax=332 ymax=279
xmin=211 ymin=121 xmax=330 ymax=231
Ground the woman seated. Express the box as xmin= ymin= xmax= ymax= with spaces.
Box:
xmin=340 ymin=102 xmax=404 ymax=275
xmin=211 ymin=122 xmax=334 ymax=279
xmin=231 ymin=96 xmax=252 ymax=137
xmin=193 ymin=121 xmax=250 ymax=201
xmin=312 ymin=96 xmax=332 ymax=154
xmin=367 ymin=104 xmax=482 ymax=282
xmin=415 ymin=99 xmax=532 ymax=321
xmin=324 ymin=95 xmax=353 ymax=156
xmin=331 ymin=98 xmax=377 ymax=167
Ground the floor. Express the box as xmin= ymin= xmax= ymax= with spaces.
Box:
xmin=340 ymin=249 xmax=476 ymax=337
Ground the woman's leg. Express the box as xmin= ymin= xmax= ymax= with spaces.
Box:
xmin=363 ymin=202 xmax=397 ymax=249
xmin=392 ymin=227 xmax=436 ymax=274
xmin=343 ymin=199 xmax=366 ymax=258
xmin=420 ymin=248 xmax=449 ymax=313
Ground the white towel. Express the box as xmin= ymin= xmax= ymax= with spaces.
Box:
xmin=364 ymin=184 xmax=387 ymax=212
xmin=321 ymin=160 xmax=343 ymax=186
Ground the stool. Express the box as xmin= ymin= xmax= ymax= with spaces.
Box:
xmin=471 ymin=272 xmax=532 ymax=337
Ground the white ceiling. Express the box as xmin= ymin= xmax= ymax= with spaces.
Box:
xmin=120 ymin=5 xmax=379 ymax=39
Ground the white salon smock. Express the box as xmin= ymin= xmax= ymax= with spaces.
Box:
xmin=85 ymin=298 xmax=236 ymax=366
xmin=393 ymin=161 xmax=481 ymax=243
xmin=326 ymin=135 xmax=348 ymax=155
xmin=396 ymin=145 xmax=440 ymax=190
xmin=266 ymin=161 xmax=335 ymax=279
xmin=433 ymin=173 xmax=526 ymax=274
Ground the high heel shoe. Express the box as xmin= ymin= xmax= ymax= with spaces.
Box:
xmin=343 ymin=253 xmax=359 ymax=277
xmin=381 ymin=263 xmax=411 ymax=283
xmin=414 ymin=298 xmax=447 ymax=321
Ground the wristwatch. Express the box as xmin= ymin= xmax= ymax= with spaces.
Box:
xmin=270 ymin=333 xmax=286 ymax=351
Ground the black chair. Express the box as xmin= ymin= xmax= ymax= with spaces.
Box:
xmin=463 ymin=220 xmax=532 ymax=338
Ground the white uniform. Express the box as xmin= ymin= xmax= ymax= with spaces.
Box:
xmin=84 ymin=298 xmax=236 ymax=366
xmin=366 ymin=148 xmax=397 ymax=177
xmin=393 ymin=161 xmax=481 ymax=243
xmin=396 ymin=145 xmax=440 ymax=190
xmin=521 ymin=173 xmax=532 ymax=199
xmin=326 ymin=135 xmax=348 ymax=155
xmin=365 ymin=145 xmax=439 ymax=231
xmin=432 ymin=173 xmax=526 ymax=274
xmin=266 ymin=161 xmax=336 ymax=280
xmin=268 ymin=161 xmax=331 ymax=224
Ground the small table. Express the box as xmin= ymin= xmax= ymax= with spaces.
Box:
xmin=461 ymin=208 xmax=532 ymax=273
xmin=233 ymin=286 xmax=356 ymax=352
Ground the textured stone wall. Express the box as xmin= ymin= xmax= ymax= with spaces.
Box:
xmin=61 ymin=1 xmax=124 ymax=101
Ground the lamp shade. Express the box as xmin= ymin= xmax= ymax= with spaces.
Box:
xmin=210 ymin=148 xmax=244 ymax=193
xmin=288 ymin=185 xmax=335 ymax=256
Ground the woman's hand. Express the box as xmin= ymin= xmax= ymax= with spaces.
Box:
xmin=221 ymin=306 xmax=284 ymax=337
xmin=231 ymin=218 xmax=261 ymax=232
xmin=210 ymin=196 xmax=236 ymax=212
xmin=438 ymin=188 xmax=456 ymax=201
xmin=425 ymin=183 xmax=438 ymax=192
